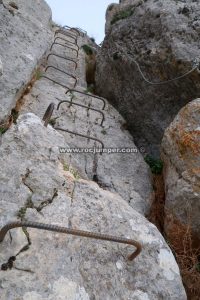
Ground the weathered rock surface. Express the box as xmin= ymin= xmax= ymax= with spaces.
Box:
xmin=0 ymin=113 xmax=186 ymax=300
xmin=0 ymin=56 xmax=3 ymax=76
xmin=161 ymin=98 xmax=200 ymax=237
xmin=96 ymin=0 xmax=200 ymax=157
xmin=19 ymin=30 xmax=153 ymax=215
xmin=0 ymin=0 xmax=53 ymax=122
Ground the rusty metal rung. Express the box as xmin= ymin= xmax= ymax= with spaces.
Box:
xmin=50 ymin=42 xmax=79 ymax=58
xmin=55 ymin=127 xmax=104 ymax=153
xmin=54 ymin=37 xmax=79 ymax=51
xmin=47 ymin=53 xmax=78 ymax=70
xmin=66 ymin=90 xmax=106 ymax=110
xmin=56 ymin=99 xmax=105 ymax=126
xmin=40 ymin=75 xmax=72 ymax=90
xmin=42 ymin=103 xmax=104 ymax=153
xmin=76 ymin=27 xmax=87 ymax=35
xmin=45 ymin=65 xmax=77 ymax=88
xmin=62 ymin=26 xmax=81 ymax=37
xmin=0 ymin=221 xmax=142 ymax=261
xmin=55 ymin=30 xmax=78 ymax=44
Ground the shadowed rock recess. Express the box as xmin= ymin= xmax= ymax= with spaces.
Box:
xmin=0 ymin=0 xmax=189 ymax=299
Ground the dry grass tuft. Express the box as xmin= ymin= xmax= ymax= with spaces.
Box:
xmin=148 ymin=175 xmax=200 ymax=299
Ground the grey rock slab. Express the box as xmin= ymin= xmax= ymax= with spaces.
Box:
xmin=0 ymin=114 xmax=186 ymax=298
xmin=0 ymin=0 xmax=53 ymax=122
xmin=96 ymin=0 xmax=200 ymax=157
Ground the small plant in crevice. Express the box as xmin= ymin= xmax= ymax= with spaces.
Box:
xmin=0 ymin=127 xmax=7 ymax=134
xmin=63 ymin=163 xmax=80 ymax=179
xmin=112 ymin=51 xmax=122 ymax=61
xmin=11 ymin=108 xmax=18 ymax=124
xmin=49 ymin=118 xmax=58 ymax=127
xmin=35 ymin=69 xmax=43 ymax=81
xmin=17 ymin=197 xmax=34 ymax=221
xmin=101 ymin=129 xmax=107 ymax=135
xmin=111 ymin=7 xmax=135 ymax=25
xmin=144 ymin=155 xmax=163 ymax=174
xmin=82 ymin=44 xmax=93 ymax=56
xmin=85 ymin=84 xmax=95 ymax=94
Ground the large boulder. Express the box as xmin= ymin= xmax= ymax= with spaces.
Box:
xmin=161 ymin=98 xmax=200 ymax=238
xmin=0 ymin=0 xmax=53 ymax=122
xmin=0 ymin=113 xmax=186 ymax=299
xmin=96 ymin=0 xmax=200 ymax=157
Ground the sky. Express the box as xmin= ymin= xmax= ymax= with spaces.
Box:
xmin=45 ymin=0 xmax=119 ymax=44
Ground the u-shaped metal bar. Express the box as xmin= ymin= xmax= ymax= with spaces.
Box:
xmin=63 ymin=26 xmax=81 ymax=37
xmin=57 ymin=99 xmax=105 ymax=126
xmin=40 ymin=76 xmax=73 ymax=90
xmin=76 ymin=27 xmax=87 ymax=35
xmin=54 ymin=37 xmax=79 ymax=51
xmin=55 ymin=30 xmax=78 ymax=44
xmin=47 ymin=53 xmax=78 ymax=70
xmin=0 ymin=221 xmax=142 ymax=261
xmin=50 ymin=42 xmax=79 ymax=58
xmin=45 ymin=66 xmax=77 ymax=88
xmin=66 ymin=90 xmax=106 ymax=110
xmin=55 ymin=127 xmax=104 ymax=153
xmin=42 ymin=104 xmax=104 ymax=153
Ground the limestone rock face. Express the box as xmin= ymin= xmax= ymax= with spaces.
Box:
xmin=0 ymin=113 xmax=186 ymax=300
xmin=0 ymin=56 xmax=3 ymax=76
xmin=96 ymin=0 xmax=200 ymax=156
xmin=19 ymin=30 xmax=153 ymax=216
xmin=0 ymin=0 xmax=53 ymax=122
xmin=161 ymin=99 xmax=200 ymax=237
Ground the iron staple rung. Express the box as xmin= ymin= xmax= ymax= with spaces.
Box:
xmin=0 ymin=221 xmax=142 ymax=261
xmin=47 ymin=53 xmax=78 ymax=70
xmin=66 ymin=90 xmax=106 ymax=110
xmin=39 ymin=75 xmax=106 ymax=111
xmin=40 ymin=75 xmax=73 ymax=91
xmin=56 ymin=99 xmax=105 ymax=126
xmin=45 ymin=65 xmax=77 ymax=88
xmin=42 ymin=104 xmax=104 ymax=151
xmin=50 ymin=42 xmax=79 ymax=58
xmin=54 ymin=127 xmax=104 ymax=154
xmin=54 ymin=37 xmax=79 ymax=51
xmin=62 ymin=26 xmax=81 ymax=37
xmin=55 ymin=30 xmax=78 ymax=44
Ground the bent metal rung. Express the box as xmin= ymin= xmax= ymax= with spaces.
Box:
xmin=66 ymin=89 xmax=106 ymax=110
xmin=62 ymin=26 xmax=81 ymax=37
xmin=50 ymin=42 xmax=79 ymax=58
xmin=47 ymin=53 xmax=78 ymax=70
xmin=0 ymin=221 xmax=142 ymax=261
xmin=55 ymin=30 xmax=78 ymax=44
xmin=45 ymin=65 xmax=77 ymax=88
xmin=57 ymin=99 xmax=105 ymax=126
xmin=40 ymin=75 xmax=73 ymax=91
xmin=54 ymin=37 xmax=79 ymax=51
xmin=55 ymin=127 xmax=104 ymax=154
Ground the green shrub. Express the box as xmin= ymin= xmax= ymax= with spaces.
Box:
xmin=0 ymin=127 xmax=7 ymax=134
xmin=112 ymin=51 xmax=121 ymax=60
xmin=144 ymin=155 xmax=163 ymax=175
xmin=81 ymin=44 xmax=93 ymax=56
xmin=111 ymin=7 xmax=134 ymax=25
